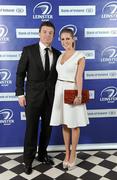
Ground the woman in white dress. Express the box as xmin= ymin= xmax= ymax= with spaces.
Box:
xmin=50 ymin=28 xmax=89 ymax=170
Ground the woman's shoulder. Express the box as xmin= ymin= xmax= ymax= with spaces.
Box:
xmin=75 ymin=51 xmax=85 ymax=59
xmin=57 ymin=53 xmax=63 ymax=63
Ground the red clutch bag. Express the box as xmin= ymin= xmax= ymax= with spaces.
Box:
xmin=64 ymin=89 xmax=89 ymax=104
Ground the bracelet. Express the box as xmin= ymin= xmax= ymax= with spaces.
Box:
xmin=76 ymin=96 xmax=82 ymax=100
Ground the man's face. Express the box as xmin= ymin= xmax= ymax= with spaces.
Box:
xmin=39 ymin=26 xmax=54 ymax=46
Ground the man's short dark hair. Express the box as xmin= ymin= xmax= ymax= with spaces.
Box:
xmin=39 ymin=21 xmax=55 ymax=34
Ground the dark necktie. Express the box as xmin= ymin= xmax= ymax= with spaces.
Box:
xmin=45 ymin=48 xmax=50 ymax=79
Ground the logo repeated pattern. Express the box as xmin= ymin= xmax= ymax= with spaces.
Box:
xmin=0 ymin=1 xmax=117 ymax=147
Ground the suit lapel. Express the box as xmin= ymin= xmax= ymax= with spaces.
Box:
xmin=33 ymin=45 xmax=58 ymax=78
xmin=34 ymin=44 xmax=45 ymax=72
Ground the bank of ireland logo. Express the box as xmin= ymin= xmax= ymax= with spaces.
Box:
xmin=0 ymin=109 xmax=14 ymax=125
xmin=0 ymin=25 xmax=9 ymax=43
xmin=16 ymin=7 xmax=24 ymax=14
xmin=0 ymin=69 xmax=12 ymax=87
xmin=33 ymin=2 xmax=53 ymax=21
xmin=101 ymin=1 xmax=117 ymax=20
xmin=100 ymin=86 xmax=117 ymax=103
xmin=58 ymin=24 xmax=77 ymax=41
xmin=101 ymin=46 xmax=117 ymax=64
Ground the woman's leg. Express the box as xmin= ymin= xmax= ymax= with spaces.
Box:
xmin=69 ymin=127 xmax=80 ymax=163
xmin=62 ymin=125 xmax=70 ymax=161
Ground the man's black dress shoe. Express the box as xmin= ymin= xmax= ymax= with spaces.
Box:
xmin=38 ymin=155 xmax=54 ymax=165
xmin=24 ymin=164 xmax=32 ymax=175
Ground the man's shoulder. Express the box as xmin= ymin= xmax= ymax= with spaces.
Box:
xmin=23 ymin=43 xmax=38 ymax=50
xmin=52 ymin=47 xmax=61 ymax=55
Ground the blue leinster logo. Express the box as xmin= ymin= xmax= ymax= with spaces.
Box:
xmin=102 ymin=2 xmax=117 ymax=20
xmin=33 ymin=2 xmax=53 ymax=21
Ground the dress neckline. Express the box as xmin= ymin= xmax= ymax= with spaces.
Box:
xmin=60 ymin=51 xmax=77 ymax=65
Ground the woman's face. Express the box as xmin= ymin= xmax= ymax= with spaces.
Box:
xmin=60 ymin=32 xmax=74 ymax=50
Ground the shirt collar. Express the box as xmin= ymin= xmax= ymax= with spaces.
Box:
xmin=39 ymin=41 xmax=52 ymax=52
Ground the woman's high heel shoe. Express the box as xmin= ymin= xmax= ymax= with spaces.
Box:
xmin=68 ymin=158 xmax=76 ymax=171
xmin=63 ymin=160 xmax=69 ymax=169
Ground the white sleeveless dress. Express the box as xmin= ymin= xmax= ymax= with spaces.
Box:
xmin=50 ymin=51 xmax=89 ymax=128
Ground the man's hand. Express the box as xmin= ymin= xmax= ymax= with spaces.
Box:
xmin=18 ymin=96 xmax=26 ymax=107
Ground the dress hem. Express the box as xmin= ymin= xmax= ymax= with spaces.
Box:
xmin=50 ymin=122 xmax=89 ymax=128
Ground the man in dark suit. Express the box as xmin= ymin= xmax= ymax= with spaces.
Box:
xmin=16 ymin=21 xmax=61 ymax=174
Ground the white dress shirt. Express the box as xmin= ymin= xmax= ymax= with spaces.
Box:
xmin=39 ymin=41 xmax=53 ymax=70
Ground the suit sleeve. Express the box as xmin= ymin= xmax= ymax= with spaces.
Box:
xmin=15 ymin=47 xmax=29 ymax=96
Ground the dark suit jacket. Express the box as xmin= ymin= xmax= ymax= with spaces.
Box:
xmin=16 ymin=43 xmax=61 ymax=107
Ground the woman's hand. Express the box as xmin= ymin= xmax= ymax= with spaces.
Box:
xmin=73 ymin=96 xmax=82 ymax=105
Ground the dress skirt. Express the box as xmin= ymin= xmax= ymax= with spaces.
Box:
xmin=50 ymin=80 xmax=89 ymax=128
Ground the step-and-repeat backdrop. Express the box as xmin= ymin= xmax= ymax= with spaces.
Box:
xmin=0 ymin=0 xmax=117 ymax=147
